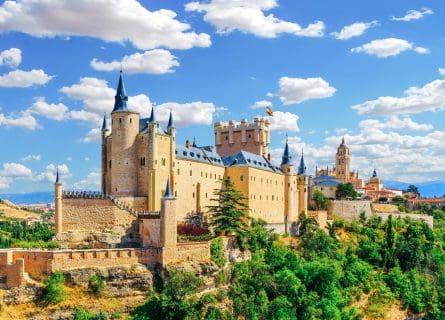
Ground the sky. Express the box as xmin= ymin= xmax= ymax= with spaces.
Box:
xmin=0 ymin=0 xmax=444 ymax=193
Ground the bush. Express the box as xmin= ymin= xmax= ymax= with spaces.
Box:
xmin=42 ymin=271 xmax=64 ymax=304
xmin=88 ymin=274 xmax=105 ymax=296
xmin=72 ymin=308 xmax=109 ymax=320
xmin=177 ymin=223 xmax=210 ymax=237
xmin=215 ymin=269 xmax=229 ymax=287
xmin=210 ymin=237 xmax=227 ymax=267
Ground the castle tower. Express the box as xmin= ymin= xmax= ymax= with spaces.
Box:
xmin=147 ymin=106 xmax=159 ymax=211
xmin=110 ymin=71 xmax=140 ymax=196
xmin=160 ymin=178 xmax=177 ymax=264
xmin=54 ymin=168 xmax=63 ymax=235
xmin=214 ymin=118 xmax=270 ymax=157
xmin=167 ymin=111 xmax=176 ymax=195
xmin=368 ymin=168 xmax=383 ymax=191
xmin=101 ymin=114 xmax=109 ymax=195
xmin=297 ymin=150 xmax=308 ymax=215
xmin=335 ymin=137 xmax=350 ymax=183
xmin=280 ymin=136 xmax=296 ymax=231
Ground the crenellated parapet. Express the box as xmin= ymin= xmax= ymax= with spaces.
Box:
xmin=62 ymin=191 xmax=106 ymax=199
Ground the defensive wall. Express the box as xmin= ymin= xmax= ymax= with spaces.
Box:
xmin=329 ymin=200 xmax=433 ymax=228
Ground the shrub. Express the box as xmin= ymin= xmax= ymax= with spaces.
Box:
xmin=177 ymin=223 xmax=210 ymax=237
xmin=42 ymin=271 xmax=64 ymax=304
xmin=210 ymin=237 xmax=227 ymax=267
xmin=88 ymin=274 xmax=105 ymax=296
xmin=215 ymin=269 xmax=229 ymax=287
xmin=72 ymin=308 xmax=109 ymax=320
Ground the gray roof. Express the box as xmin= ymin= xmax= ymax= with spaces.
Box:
xmin=312 ymin=175 xmax=340 ymax=187
xmin=221 ymin=150 xmax=282 ymax=173
xmin=175 ymin=145 xmax=224 ymax=166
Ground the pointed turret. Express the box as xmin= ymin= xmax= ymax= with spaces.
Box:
xmin=281 ymin=135 xmax=291 ymax=166
xmin=164 ymin=178 xmax=174 ymax=199
xmin=149 ymin=106 xmax=156 ymax=123
xmin=101 ymin=114 xmax=107 ymax=131
xmin=55 ymin=167 xmax=60 ymax=184
xmin=167 ymin=110 xmax=174 ymax=128
xmin=192 ymin=137 xmax=197 ymax=148
xmin=372 ymin=168 xmax=377 ymax=178
xmin=297 ymin=149 xmax=307 ymax=175
xmin=112 ymin=71 xmax=128 ymax=112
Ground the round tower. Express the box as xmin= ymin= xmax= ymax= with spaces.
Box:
xmin=297 ymin=150 xmax=308 ymax=215
xmin=280 ymin=136 xmax=295 ymax=231
xmin=54 ymin=168 xmax=63 ymax=235
xmin=109 ymin=71 xmax=140 ymax=196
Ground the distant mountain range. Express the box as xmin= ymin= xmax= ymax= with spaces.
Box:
xmin=0 ymin=181 xmax=444 ymax=205
xmin=383 ymin=180 xmax=445 ymax=198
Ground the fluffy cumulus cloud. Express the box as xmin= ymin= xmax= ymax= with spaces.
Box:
xmin=91 ymin=49 xmax=179 ymax=74
xmin=352 ymin=79 xmax=445 ymax=116
xmin=21 ymin=154 xmax=41 ymax=162
xmin=34 ymin=164 xmax=70 ymax=183
xmin=81 ymin=128 xmax=102 ymax=143
xmin=0 ymin=47 xmax=22 ymax=67
xmin=351 ymin=38 xmax=429 ymax=58
xmin=0 ymin=176 xmax=10 ymax=189
xmin=331 ymin=20 xmax=378 ymax=40
xmin=0 ymin=0 xmax=210 ymax=50
xmin=391 ymin=8 xmax=434 ymax=22
xmin=358 ymin=116 xmax=433 ymax=132
xmin=0 ymin=69 xmax=54 ymax=87
xmin=250 ymin=100 xmax=272 ymax=109
xmin=1 ymin=162 xmax=33 ymax=178
xmin=28 ymin=98 xmax=68 ymax=121
xmin=185 ymin=0 xmax=325 ymax=38
xmin=267 ymin=111 xmax=299 ymax=132
xmin=156 ymin=102 xmax=217 ymax=127
xmin=278 ymin=76 xmax=336 ymax=105
xmin=71 ymin=170 xmax=101 ymax=190
xmin=0 ymin=112 xmax=38 ymax=130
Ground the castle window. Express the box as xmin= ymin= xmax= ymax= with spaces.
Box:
xmin=119 ymin=118 xmax=122 ymax=123
xmin=225 ymin=136 xmax=228 ymax=140
xmin=192 ymin=192 xmax=195 ymax=198
xmin=240 ymin=175 xmax=244 ymax=181
xmin=206 ymin=193 xmax=208 ymax=198
xmin=248 ymin=134 xmax=251 ymax=138
xmin=175 ymin=191 xmax=177 ymax=197
xmin=201 ymin=172 xmax=203 ymax=177
xmin=162 ymin=158 xmax=166 ymax=166
xmin=272 ymin=195 xmax=274 ymax=201
xmin=190 ymin=170 xmax=192 ymax=176
xmin=206 ymin=172 xmax=208 ymax=178
xmin=287 ymin=168 xmax=290 ymax=173
xmin=130 ymin=118 xmax=132 ymax=124
xmin=140 ymin=157 xmax=146 ymax=166
xmin=177 ymin=169 xmax=180 ymax=175
xmin=109 ymin=160 xmax=111 ymax=168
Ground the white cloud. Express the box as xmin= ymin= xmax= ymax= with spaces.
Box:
xmin=278 ymin=76 xmax=336 ymax=105
xmin=185 ymin=0 xmax=325 ymax=38
xmin=352 ymin=79 xmax=445 ymax=116
xmin=0 ymin=176 xmax=10 ymax=189
xmin=358 ymin=116 xmax=433 ymax=132
xmin=91 ymin=49 xmax=179 ymax=74
xmin=331 ymin=20 xmax=378 ymax=40
xmin=1 ymin=163 xmax=32 ymax=178
xmin=28 ymin=98 xmax=68 ymax=121
xmin=250 ymin=100 xmax=272 ymax=109
xmin=34 ymin=164 xmax=70 ymax=183
xmin=71 ymin=170 xmax=101 ymax=190
xmin=156 ymin=102 xmax=217 ymax=127
xmin=351 ymin=38 xmax=429 ymax=58
xmin=439 ymin=68 xmax=445 ymax=76
xmin=68 ymin=110 xmax=102 ymax=125
xmin=0 ymin=0 xmax=210 ymax=50
xmin=0 ymin=48 xmax=21 ymax=67
xmin=391 ymin=8 xmax=433 ymax=22
xmin=81 ymin=128 xmax=102 ymax=143
xmin=267 ymin=111 xmax=299 ymax=132
xmin=21 ymin=154 xmax=41 ymax=162
xmin=0 ymin=112 xmax=39 ymax=130
xmin=0 ymin=69 xmax=53 ymax=87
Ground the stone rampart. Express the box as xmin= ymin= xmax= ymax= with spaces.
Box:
xmin=176 ymin=241 xmax=210 ymax=262
xmin=328 ymin=200 xmax=372 ymax=219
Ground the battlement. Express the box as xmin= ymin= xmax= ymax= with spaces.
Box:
xmin=63 ymin=191 xmax=106 ymax=199
xmin=214 ymin=117 xmax=270 ymax=131
xmin=139 ymin=211 xmax=161 ymax=219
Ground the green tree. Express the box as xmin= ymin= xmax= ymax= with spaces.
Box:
xmin=208 ymin=178 xmax=249 ymax=237
xmin=42 ymin=271 xmax=64 ymax=305
xmin=405 ymin=184 xmax=420 ymax=196
xmin=313 ymin=190 xmax=329 ymax=211
xmin=88 ymin=273 xmax=105 ymax=296
xmin=383 ymin=215 xmax=396 ymax=268
xmin=335 ymin=183 xmax=358 ymax=199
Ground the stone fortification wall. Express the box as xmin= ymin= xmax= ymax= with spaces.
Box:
xmin=376 ymin=213 xmax=433 ymax=228
xmin=139 ymin=215 xmax=161 ymax=247
xmin=0 ymin=251 xmax=26 ymax=288
xmin=176 ymin=241 xmax=210 ymax=262
xmin=328 ymin=200 xmax=372 ymax=219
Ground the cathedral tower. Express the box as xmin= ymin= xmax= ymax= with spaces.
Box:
xmin=335 ymin=137 xmax=350 ymax=183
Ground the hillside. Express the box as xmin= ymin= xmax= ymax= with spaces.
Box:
xmin=0 ymin=200 xmax=40 ymax=220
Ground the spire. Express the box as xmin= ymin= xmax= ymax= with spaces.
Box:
xmin=112 ymin=71 xmax=128 ymax=112
xmin=167 ymin=110 xmax=174 ymax=128
xmin=101 ymin=114 xmax=107 ymax=131
xmin=281 ymin=134 xmax=291 ymax=166
xmin=297 ymin=149 xmax=307 ymax=175
xmin=372 ymin=168 xmax=377 ymax=178
xmin=149 ymin=105 xmax=156 ymax=123
xmin=55 ymin=167 xmax=60 ymax=184
xmin=341 ymin=136 xmax=345 ymax=145
xmin=192 ymin=137 xmax=197 ymax=148
xmin=164 ymin=177 xmax=174 ymax=199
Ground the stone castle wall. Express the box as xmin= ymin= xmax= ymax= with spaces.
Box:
xmin=176 ymin=241 xmax=210 ymax=262
xmin=328 ymin=200 xmax=372 ymax=219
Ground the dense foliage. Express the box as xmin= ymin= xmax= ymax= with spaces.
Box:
xmin=42 ymin=271 xmax=65 ymax=305
xmin=210 ymin=237 xmax=227 ymax=267
xmin=313 ymin=190 xmax=329 ymax=211
xmin=177 ymin=223 xmax=213 ymax=241
xmin=88 ymin=274 xmax=105 ymax=297
xmin=0 ymin=213 xmax=58 ymax=248
xmin=335 ymin=183 xmax=360 ymax=200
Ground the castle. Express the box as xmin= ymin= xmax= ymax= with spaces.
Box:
xmin=53 ymin=72 xmax=309 ymax=249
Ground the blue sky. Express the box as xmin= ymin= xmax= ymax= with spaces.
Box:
xmin=0 ymin=0 xmax=444 ymax=193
